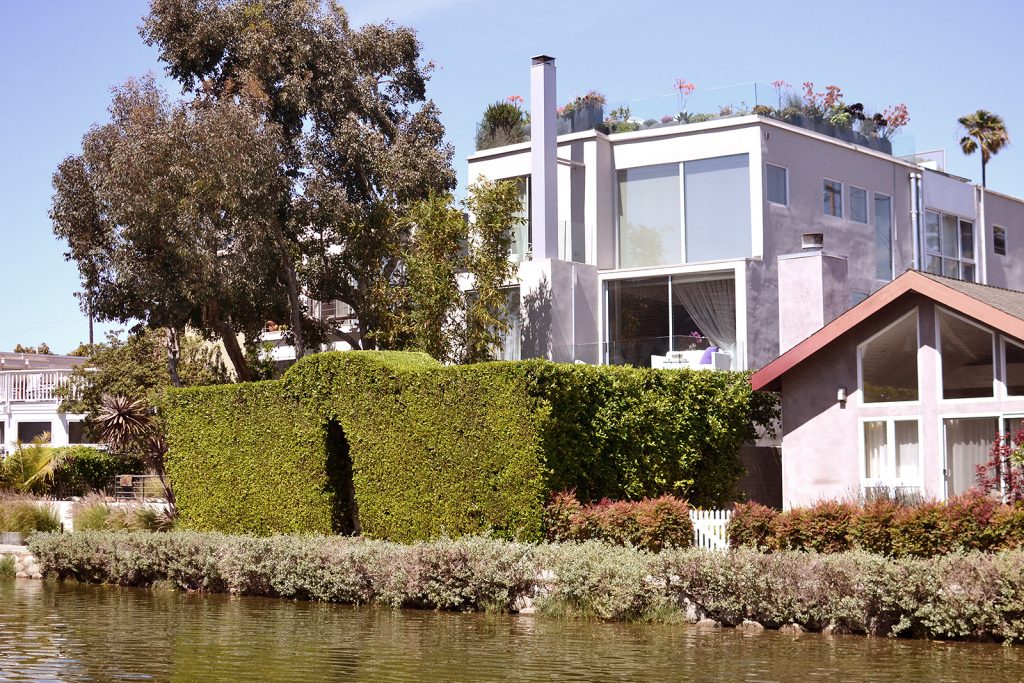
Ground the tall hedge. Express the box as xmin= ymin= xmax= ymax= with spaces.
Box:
xmin=165 ymin=351 xmax=777 ymax=541
xmin=165 ymin=381 xmax=334 ymax=534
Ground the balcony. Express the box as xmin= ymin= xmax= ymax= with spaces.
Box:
xmin=0 ymin=370 xmax=75 ymax=406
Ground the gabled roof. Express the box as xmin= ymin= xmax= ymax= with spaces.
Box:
xmin=751 ymin=270 xmax=1024 ymax=391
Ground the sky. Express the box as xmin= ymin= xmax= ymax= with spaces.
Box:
xmin=1 ymin=0 xmax=1022 ymax=354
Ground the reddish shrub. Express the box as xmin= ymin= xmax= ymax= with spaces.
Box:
xmin=849 ymin=498 xmax=900 ymax=556
xmin=772 ymin=507 xmax=809 ymax=551
xmin=943 ymin=490 xmax=1000 ymax=551
xmin=991 ymin=505 xmax=1024 ymax=549
xmin=801 ymin=500 xmax=855 ymax=553
xmin=544 ymin=492 xmax=693 ymax=552
xmin=891 ymin=502 xmax=952 ymax=558
xmin=727 ymin=501 xmax=778 ymax=549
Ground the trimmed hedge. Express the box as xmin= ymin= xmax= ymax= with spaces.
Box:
xmin=166 ymin=351 xmax=777 ymax=542
xmin=729 ymin=492 xmax=1024 ymax=557
xmin=165 ymin=381 xmax=335 ymax=535
xmin=544 ymin=491 xmax=693 ymax=552
xmin=29 ymin=531 xmax=1024 ymax=642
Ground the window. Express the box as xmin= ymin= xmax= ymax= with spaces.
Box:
xmin=874 ymin=193 xmax=893 ymax=280
xmin=945 ymin=417 xmax=998 ymax=496
xmin=938 ymin=309 xmax=994 ymax=399
xmin=863 ymin=419 xmax=920 ymax=484
xmin=17 ymin=422 xmax=51 ymax=443
xmin=859 ymin=312 xmax=918 ymax=402
xmin=617 ymin=164 xmax=681 ymax=268
xmin=511 ymin=176 xmax=531 ymax=263
xmin=994 ymin=226 xmax=1007 ymax=256
xmin=606 ymin=275 xmax=736 ymax=368
xmin=923 ymin=210 xmax=976 ymax=281
xmin=1006 ymin=339 xmax=1024 ymax=396
xmin=683 ymin=154 xmax=751 ymax=262
xmin=823 ymin=179 xmax=842 ymax=217
xmin=68 ymin=422 xmax=86 ymax=444
xmin=850 ymin=186 xmax=868 ymax=224
xmin=498 ymin=288 xmax=522 ymax=361
xmin=766 ymin=164 xmax=787 ymax=205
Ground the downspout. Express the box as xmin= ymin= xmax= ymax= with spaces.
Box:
xmin=909 ymin=172 xmax=922 ymax=271
xmin=978 ymin=185 xmax=987 ymax=283
xmin=570 ymin=263 xmax=576 ymax=362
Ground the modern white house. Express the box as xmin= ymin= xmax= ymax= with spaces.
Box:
xmin=465 ymin=56 xmax=1024 ymax=377
xmin=0 ymin=352 xmax=87 ymax=453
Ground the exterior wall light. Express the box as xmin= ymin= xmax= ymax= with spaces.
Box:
xmin=837 ymin=387 xmax=847 ymax=404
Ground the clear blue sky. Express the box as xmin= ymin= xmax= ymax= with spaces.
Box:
xmin=1 ymin=0 xmax=1020 ymax=353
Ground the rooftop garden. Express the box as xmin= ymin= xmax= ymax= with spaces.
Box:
xmin=475 ymin=80 xmax=910 ymax=155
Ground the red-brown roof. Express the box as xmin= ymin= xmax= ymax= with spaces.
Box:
xmin=751 ymin=270 xmax=1024 ymax=391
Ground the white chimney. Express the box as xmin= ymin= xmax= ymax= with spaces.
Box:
xmin=530 ymin=55 xmax=557 ymax=260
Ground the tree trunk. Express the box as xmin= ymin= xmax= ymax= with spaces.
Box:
xmin=205 ymin=301 xmax=251 ymax=381
xmin=271 ymin=216 xmax=306 ymax=359
xmin=165 ymin=327 xmax=182 ymax=387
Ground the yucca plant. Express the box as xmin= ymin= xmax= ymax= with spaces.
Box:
xmin=95 ymin=394 xmax=153 ymax=451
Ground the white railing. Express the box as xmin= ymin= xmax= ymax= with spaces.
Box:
xmin=690 ymin=509 xmax=732 ymax=551
xmin=0 ymin=370 xmax=75 ymax=405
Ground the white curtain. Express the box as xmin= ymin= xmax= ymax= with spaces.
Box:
xmin=864 ymin=421 xmax=887 ymax=480
xmin=945 ymin=418 xmax=998 ymax=495
xmin=894 ymin=421 xmax=919 ymax=481
xmin=673 ymin=278 xmax=737 ymax=355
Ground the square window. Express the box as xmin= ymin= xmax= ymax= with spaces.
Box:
xmin=823 ymin=179 xmax=842 ymax=217
xmin=766 ymin=164 xmax=787 ymax=205
xmin=995 ymin=226 xmax=1007 ymax=256
xmin=850 ymin=186 xmax=868 ymax=223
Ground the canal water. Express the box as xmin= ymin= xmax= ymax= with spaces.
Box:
xmin=0 ymin=578 xmax=1021 ymax=682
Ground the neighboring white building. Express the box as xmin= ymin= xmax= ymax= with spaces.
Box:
xmin=262 ymin=297 xmax=360 ymax=374
xmin=0 ymin=352 xmax=87 ymax=453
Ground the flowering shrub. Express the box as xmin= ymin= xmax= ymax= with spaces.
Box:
xmin=544 ymin=491 xmax=693 ymax=552
xmin=976 ymin=427 xmax=1024 ymax=502
xmin=730 ymin=492 xmax=1024 ymax=557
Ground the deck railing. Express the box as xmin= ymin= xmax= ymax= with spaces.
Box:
xmin=0 ymin=370 xmax=75 ymax=405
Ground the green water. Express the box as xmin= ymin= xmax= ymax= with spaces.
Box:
xmin=0 ymin=579 xmax=1021 ymax=682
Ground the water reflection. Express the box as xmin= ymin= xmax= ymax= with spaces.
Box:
xmin=0 ymin=579 xmax=1020 ymax=682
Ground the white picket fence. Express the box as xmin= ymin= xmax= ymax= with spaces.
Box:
xmin=689 ymin=509 xmax=732 ymax=550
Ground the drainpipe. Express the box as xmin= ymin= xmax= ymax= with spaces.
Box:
xmin=978 ymin=185 xmax=987 ymax=283
xmin=909 ymin=172 xmax=922 ymax=271
xmin=530 ymin=55 xmax=558 ymax=261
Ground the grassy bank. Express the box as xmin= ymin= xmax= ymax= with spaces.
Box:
xmin=28 ymin=531 xmax=1024 ymax=643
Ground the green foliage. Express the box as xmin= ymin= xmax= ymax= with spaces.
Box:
xmin=30 ymin=530 xmax=1024 ymax=642
xmin=0 ymin=496 xmax=61 ymax=535
xmin=51 ymin=446 xmax=142 ymax=498
xmin=70 ymin=494 xmax=170 ymax=532
xmin=475 ymin=100 xmax=528 ymax=151
xmin=0 ymin=435 xmax=58 ymax=494
xmin=165 ymin=380 xmax=333 ymax=535
xmin=166 ymin=352 xmax=777 ymax=542
xmin=0 ymin=556 xmax=14 ymax=578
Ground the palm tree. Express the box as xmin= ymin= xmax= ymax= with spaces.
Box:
xmin=958 ymin=110 xmax=1010 ymax=187
xmin=0 ymin=433 xmax=61 ymax=494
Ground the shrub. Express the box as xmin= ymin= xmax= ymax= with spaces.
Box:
xmin=166 ymin=351 xmax=776 ymax=541
xmin=71 ymin=494 xmax=170 ymax=533
xmin=51 ymin=446 xmax=142 ymax=498
xmin=545 ymin=492 xmax=693 ymax=552
xmin=0 ymin=495 xmax=61 ymax=535
xmin=28 ymin=531 xmax=1024 ymax=642
xmin=0 ymin=555 xmax=14 ymax=578
xmin=727 ymin=501 xmax=777 ymax=549
xmin=849 ymin=497 xmax=900 ymax=555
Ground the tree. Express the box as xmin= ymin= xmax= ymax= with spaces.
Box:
xmin=392 ymin=179 xmax=523 ymax=364
xmin=52 ymin=77 xmax=290 ymax=382
xmin=958 ymin=109 xmax=1010 ymax=188
xmin=13 ymin=343 xmax=51 ymax=355
xmin=141 ymin=0 xmax=456 ymax=355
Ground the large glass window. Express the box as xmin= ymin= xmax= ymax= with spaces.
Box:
xmin=860 ymin=312 xmax=919 ymax=402
xmin=850 ymin=186 xmax=868 ymax=224
xmin=606 ymin=276 xmax=736 ymax=368
xmin=617 ymin=165 xmax=681 ymax=268
xmin=945 ymin=417 xmax=998 ymax=496
xmin=874 ymin=194 xmax=893 ymax=280
xmin=823 ymin=179 xmax=843 ymax=217
xmin=923 ymin=210 xmax=976 ymax=281
xmin=939 ymin=309 xmax=994 ymax=399
xmin=766 ymin=163 xmax=787 ymax=205
xmin=684 ymin=155 xmax=751 ymax=263
xmin=17 ymin=422 xmax=51 ymax=443
xmin=497 ymin=287 xmax=522 ymax=361
xmin=1006 ymin=339 xmax=1024 ymax=396
xmin=511 ymin=177 xmax=531 ymax=262
xmin=863 ymin=419 xmax=920 ymax=484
